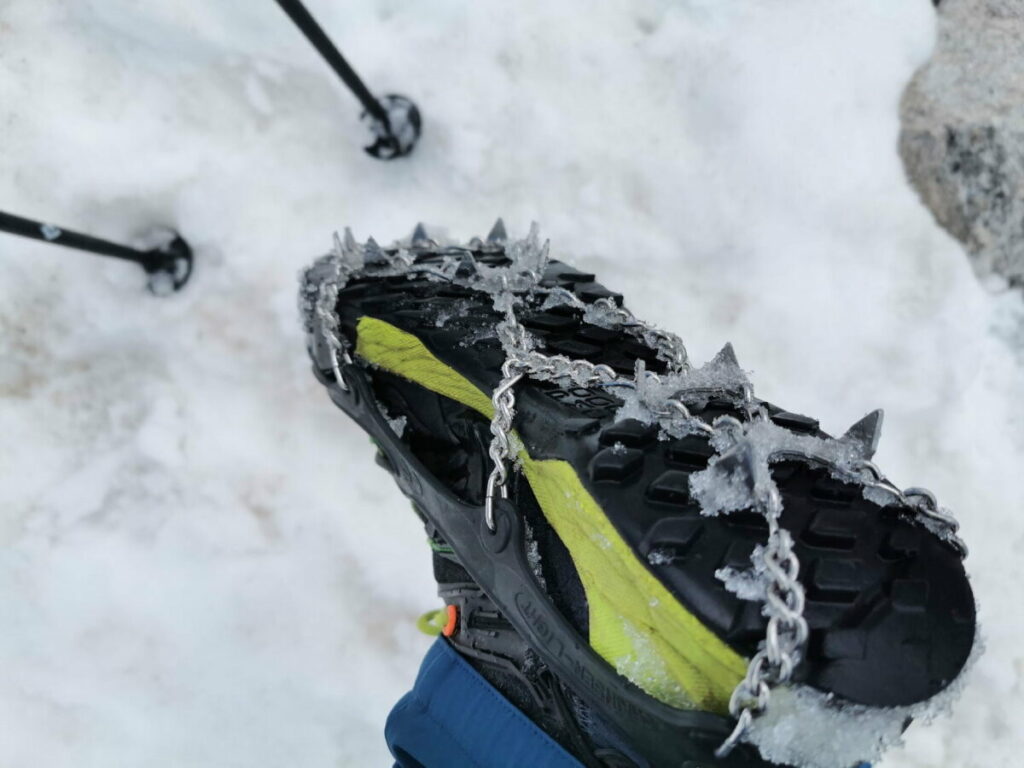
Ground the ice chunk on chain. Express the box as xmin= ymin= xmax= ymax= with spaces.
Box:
xmin=298 ymin=253 xmax=335 ymax=333
xmin=505 ymin=221 xmax=550 ymax=281
xmin=581 ymin=299 xmax=627 ymax=329
xmin=580 ymin=299 xmax=689 ymax=372
xmin=613 ymin=386 xmax=649 ymax=424
xmin=744 ymin=634 xmax=982 ymax=768
xmin=539 ymin=286 xmax=585 ymax=311
xmin=612 ymin=347 xmax=751 ymax=426
xmin=469 ymin=222 xmax=551 ymax=296
xmin=715 ymin=545 xmax=769 ymax=602
xmin=691 ymin=420 xmax=865 ymax=517
xmin=298 ymin=229 xmax=416 ymax=332
xmin=689 ymin=443 xmax=769 ymax=516
xmin=492 ymin=290 xmax=521 ymax=315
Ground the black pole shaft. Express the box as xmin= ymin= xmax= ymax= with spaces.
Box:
xmin=0 ymin=210 xmax=157 ymax=268
xmin=274 ymin=0 xmax=390 ymax=127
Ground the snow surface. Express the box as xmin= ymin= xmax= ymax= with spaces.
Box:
xmin=1 ymin=1 xmax=1023 ymax=767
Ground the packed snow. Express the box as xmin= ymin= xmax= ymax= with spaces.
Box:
xmin=689 ymin=419 xmax=869 ymax=518
xmin=2 ymin=1 xmax=1023 ymax=767
xmin=613 ymin=353 xmax=751 ymax=432
xmin=716 ymin=548 xmax=769 ymax=603
xmin=747 ymin=634 xmax=986 ymax=768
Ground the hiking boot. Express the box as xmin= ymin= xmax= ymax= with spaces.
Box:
xmin=300 ymin=222 xmax=977 ymax=768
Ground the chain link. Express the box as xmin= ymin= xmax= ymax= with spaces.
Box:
xmin=852 ymin=463 xmax=967 ymax=556
xmin=716 ymin=487 xmax=809 ymax=758
xmin=485 ymin=309 xmax=623 ymax=528
xmin=484 ymin=359 xmax=524 ymax=531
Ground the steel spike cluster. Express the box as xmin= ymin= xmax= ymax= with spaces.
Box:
xmin=321 ymin=219 xmax=887 ymax=472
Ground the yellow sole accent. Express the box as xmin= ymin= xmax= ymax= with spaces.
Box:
xmin=355 ymin=315 xmax=747 ymax=712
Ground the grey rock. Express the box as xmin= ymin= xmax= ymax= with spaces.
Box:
xmin=899 ymin=0 xmax=1024 ymax=287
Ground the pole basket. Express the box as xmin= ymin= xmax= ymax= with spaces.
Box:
xmin=363 ymin=94 xmax=422 ymax=160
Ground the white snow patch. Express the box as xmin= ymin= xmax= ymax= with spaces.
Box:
xmin=614 ymin=618 xmax=693 ymax=710
xmin=746 ymin=635 xmax=985 ymax=768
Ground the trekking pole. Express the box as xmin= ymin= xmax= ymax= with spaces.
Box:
xmin=0 ymin=210 xmax=193 ymax=295
xmin=274 ymin=0 xmax=421 ymax=159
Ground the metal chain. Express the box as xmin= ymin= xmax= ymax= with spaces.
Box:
xmin=314 ymin=233 xmax=356 ymax=390
xmin=485 ymin=309 xmax=622 ymax=529
xmin=484 ymin=359 xmax=524 ymax=531
xmin=851 ymin=461 xmax=967 ymax=556
xmin=588 ymin=297 xmax=689 ymax=372
xmin=715 ymin=486 xmax=809 ymax=758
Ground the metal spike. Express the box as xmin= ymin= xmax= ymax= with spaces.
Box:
xmin=343 ymin=227 xmax=358 ymax=253
xmin=411 ymin=222 xmax=429 ymax=246
xmin=843 ymin=408 xmax=884 ymax=459
xmin=510 ymin=222 xmax=549 ymax=276
xmin=713 ymin=342 xmax=740 ymax=368
xmin=336 ymin=227 xmax=363 ymax=270
xmin=525 ymin=221 xmax=540 ymax=248
xmin=487 ymin=218 xmax=508 ymax=243
xmin=538 ymin=238 xmax=551 ymax=270
xmin=364 ymin=235 xmax=388 ymax=266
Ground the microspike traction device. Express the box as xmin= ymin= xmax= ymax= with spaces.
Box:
xmin=301 ymin=221 xmax=976 ymax=768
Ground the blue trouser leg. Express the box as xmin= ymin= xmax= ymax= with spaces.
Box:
xmin=385 ymin=638 xmax=585 ymax=768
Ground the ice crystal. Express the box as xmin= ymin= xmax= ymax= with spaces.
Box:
xmin=690 ymin=420 xmax=865 ymax=517
xmin=744 ymin=634 xmax=983 ymax=768
xmin=612 ymin=350 xmax=751 ymax=429
xmin=386 ymin=415 xmax=407 ymax=438
xmin=715 ymin=545 xmax=769 ymax=601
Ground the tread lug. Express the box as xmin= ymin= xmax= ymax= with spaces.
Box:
xmin=646 ymin=470 xmax=693 ymax=505
xmin=600 ymin=419 xmax=659 ymax=449
xmin=666 ymin=436 xmax=715 ymax=468
xmin=590 ymin=447 xmax=644 ymax=483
